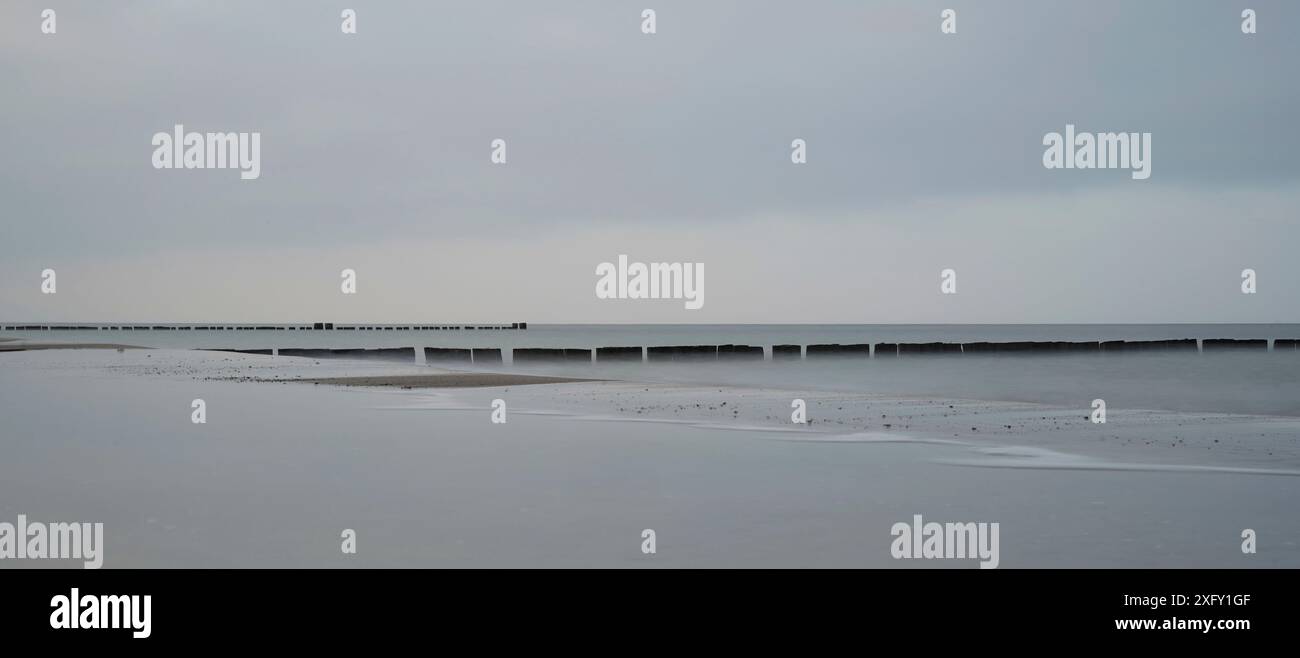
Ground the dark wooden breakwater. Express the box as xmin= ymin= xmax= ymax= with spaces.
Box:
xmin=197 ymin=339 xmax=1300 ymax=364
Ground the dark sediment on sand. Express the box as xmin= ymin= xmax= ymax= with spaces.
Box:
xmin=0 ymin=342 xmax=147 ymax=352
xmin=260 ymin=373 xmax=603 ymax=389
xmin=279 ymin=347 xmax=415 ymax=361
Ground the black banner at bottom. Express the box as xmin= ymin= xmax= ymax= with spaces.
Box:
xmin=0 ymin=568 xmax=1289 ymax=646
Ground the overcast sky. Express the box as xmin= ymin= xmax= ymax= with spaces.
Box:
xmin=2 ymin=1 xmax=1297 ymax=323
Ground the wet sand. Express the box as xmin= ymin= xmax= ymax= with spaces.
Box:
xmin=426 ymin=380 xmax=1300 ymax=473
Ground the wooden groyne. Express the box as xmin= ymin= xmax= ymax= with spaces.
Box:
xmin=514 ymin=348 xmax=593 ymax=363
xmin=647 ymin=345 xmax=720 ymax=362
xmin=718 ymin=344 xmax=764 ymax=360
xmin=772 ymin=344 xmax=801 ymax=360
xmin=1100 ymin=339 xmax=1195 ymax=352
xmin=13 ymin=332 xmax=1297 ymax=364
xmin=472 ymin=348 xmax=503 ymax=364
xmin=1202 ymin=339 xmax=1268 ymax=351
xmin=249 ymin=339 xmax=1300 ymax=365
xmin=806 ymin=343 xmax=871 ymax=357
xmin=424 ymin=347 xmax=472 ymax=364
xmin=595 ymin=346 xmax=643 ymax=362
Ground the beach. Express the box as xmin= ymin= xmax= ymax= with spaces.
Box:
xmin=2 ymin=346 xmax=1297 ymax=568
